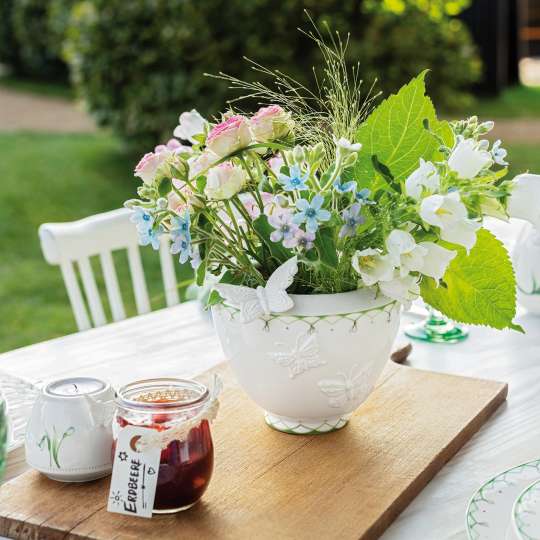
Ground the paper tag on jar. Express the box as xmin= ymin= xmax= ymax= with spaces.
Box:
xmin=107 ymin=425 xmax=161 ymax=518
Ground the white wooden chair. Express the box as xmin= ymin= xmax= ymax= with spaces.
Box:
xmin=39 ymin=208 xmax=180 ymax=331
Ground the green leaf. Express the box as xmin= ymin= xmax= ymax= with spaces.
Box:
xmin=371 ymin=155 xmax=401 ymax=193
xmin=253 ymin=215 xmax=290 ymax=263
xmin=315 ymin=228 xmax=338 ymax=270
xmin=196 ymin=257 xmax=206 ymax=286
xmin=420 ymin=229 xmax=522 ymax=332
xmin=353 ymin=70 xmax=440 ymax=190
xmin=206 ymin=270 xmax=241 ymax=307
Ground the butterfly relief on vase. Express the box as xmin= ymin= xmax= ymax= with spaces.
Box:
xmin=317 ymin=363 xmax=377 ymax=408
xmin=213 ymin=257 xmax=298 ymax=323
xmin=269 ymin=332 xmax=325 ymax=378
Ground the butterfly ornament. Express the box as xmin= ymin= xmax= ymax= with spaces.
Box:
xmin=318 ymin=363 xmax=376 ymax=408
xmin=270 ymin=332 xmax=325 ymax=379
xmin=214 ymin=257 xmax=298 ymax=323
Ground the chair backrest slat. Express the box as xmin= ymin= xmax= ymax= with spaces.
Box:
xmin=159 ymin=235 xmax=180 ymax=308
xmin=78 ymin=256 xmax=107 ymax=327
xmin=99 ymin=250 xmax=126 ymax=322
xmin=39 ymin=208 xmax=182 ymax=332
xmin=127 ymin=244 xmax=151 ymax=315
xmin=60 ymin=260 xmax=92 ymax=331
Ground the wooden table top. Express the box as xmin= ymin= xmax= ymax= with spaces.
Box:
xmin=1 ymin=219 xmax=539 ymax=539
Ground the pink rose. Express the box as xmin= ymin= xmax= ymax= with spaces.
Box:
xmin=251 ymin=105 xmax=293 ymax=143
xmin=206 ymin=115 xmax=252 ymax=157
xmin=168 ymin=178 xmax=200 ymax=214
xmin=154 ymin=138 xmax=192 ymax=155
xmin=239 ymin=191 xmax=274 ymax=220
xmin=134 ymin=151 xmax=168 ymax=185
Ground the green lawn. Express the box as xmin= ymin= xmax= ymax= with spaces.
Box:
xmin=0 ymin=132 xmax=192 ymax=354
xmin=459 ymin=85 xmax=540 ymax=119
xmin=0 ymin=132 xmax=539 ymax=354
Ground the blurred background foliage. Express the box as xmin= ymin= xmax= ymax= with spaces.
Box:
xmin=0 ymin=0 xmax=480 ymax=149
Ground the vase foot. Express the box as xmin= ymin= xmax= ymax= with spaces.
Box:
xmin=264 ymin=412 xmax=351 ymax=435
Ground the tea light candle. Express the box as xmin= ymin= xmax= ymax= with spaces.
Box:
xmin=26 ymin=376 xmax=115 ymax=482
xmin=45 ymin=377 xmax=106 ymax=397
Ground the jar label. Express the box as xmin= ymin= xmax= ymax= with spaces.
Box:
xmin=107 ymin=425 xmax=161 ymax=518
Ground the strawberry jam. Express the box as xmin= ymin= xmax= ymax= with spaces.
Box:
xmin=113 ymin=378 xmax=216 ymax=514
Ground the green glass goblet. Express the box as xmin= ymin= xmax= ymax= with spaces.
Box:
xmin=405 ymin=308 xmax=469 ymax=344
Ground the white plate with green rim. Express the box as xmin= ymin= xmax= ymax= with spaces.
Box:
xmin=513 ymin=479 xmax=540 ymax=540
xmin=466 ymin=459 xmax=540 ymax=540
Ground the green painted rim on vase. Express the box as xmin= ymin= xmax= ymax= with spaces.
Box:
xmin=264 ymin=412 xmax=351 ymax=435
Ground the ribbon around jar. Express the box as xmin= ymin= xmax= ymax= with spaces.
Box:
xmin=136 ymin=374 xmax=222 ymax=451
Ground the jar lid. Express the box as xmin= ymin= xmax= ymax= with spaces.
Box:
xmin=45 ymin=377 xmax=108 ymax=398
xmin=116 ymin=378 xmax=209 ymax=413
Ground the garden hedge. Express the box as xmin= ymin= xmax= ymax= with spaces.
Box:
xmin=64 ymin=0 xmax=480 ymax=149
xmin=11 ymin=0 xmax=67 ymax=79
xmin=0 ymin=0 xmax=21 ymax=73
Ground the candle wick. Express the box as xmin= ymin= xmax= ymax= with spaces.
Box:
xmin=72 ymin=383 xmax=78 ymax=393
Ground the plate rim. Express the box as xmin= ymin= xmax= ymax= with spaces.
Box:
xmin=466 ymin=458 xmax=540 ymax=540
xmin=512 ymin=478 xmax=540 ymax=540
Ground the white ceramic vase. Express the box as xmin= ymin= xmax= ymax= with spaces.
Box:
xmin=212 ymin=289 xmax=400 ymax=434
xmin=513 ymin=222 xmax=540 ymax=315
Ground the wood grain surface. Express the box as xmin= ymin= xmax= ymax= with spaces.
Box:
xmin=0 ymin=361 xmax=507 ymax=540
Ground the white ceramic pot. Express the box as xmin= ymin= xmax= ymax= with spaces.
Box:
xmin=212 ymin=289 xmax=400 ymax=434
xmin=513 ymin=222 xmax=540 ymax=315
xmin=25 ymin=377 xmax=115 ymax=482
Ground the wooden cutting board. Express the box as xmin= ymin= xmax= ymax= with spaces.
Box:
xmin=0 ymin=361 xmax=507 ymax=540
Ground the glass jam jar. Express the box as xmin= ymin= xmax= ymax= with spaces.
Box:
xmin=113 ymin=378 xmax=215 ymax=514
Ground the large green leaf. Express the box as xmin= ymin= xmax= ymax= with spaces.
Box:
xmin=420 ymin=229 xmax=522 ymax=332
xmin=353 ymin=70 xmax=442 ymax=189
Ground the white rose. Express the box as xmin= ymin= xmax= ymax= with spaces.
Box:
xmin=173 ymin=109 xmax=207 ymax=144
xmin=205 ymin=162 xmax=247 ymax=200
xmin=507 ymin=173 xmax=540 ymax=228
xmin=351 ymin=248 xmax=394 ymax=286
xmin=405 ymin=159 xmax=440 ymax=200
xmin=420 ymin=192 xmax=480 ymax=251
xmin=250 ymin=105 xmax=293 ymax=143
xmin=448 ymin=138 xmax=492 ymax=179
xmin=188 ymin=151 xmax=219 ymax=180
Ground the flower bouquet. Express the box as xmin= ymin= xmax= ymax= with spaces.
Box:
xmin=126 ymin=35 xmax=538 ymax=433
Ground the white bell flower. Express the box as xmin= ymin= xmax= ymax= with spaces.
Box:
xmin=418 ymin=242 xmax=457 ymax=281
xmin=405 ymin=159 xmax=440 ymax=200
xmin=351 ymin=248 xmax=394 ymax=287
xmin=448 ymin=137 xmax=493 ymax=179
xmin=420 ymin=192 xmax=480 ymax=251
xmin=174 ymin=109 xmax=207 ymax=144
xmin=379 ymin=273 xmax=420 ymax=306
xmin=386 ymin=229 xmax=427 ymax=277
xmin=507 ymin=173 xmax=540 ymax=228
xmin=334 ymin=136 xmax=362 ymax=155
